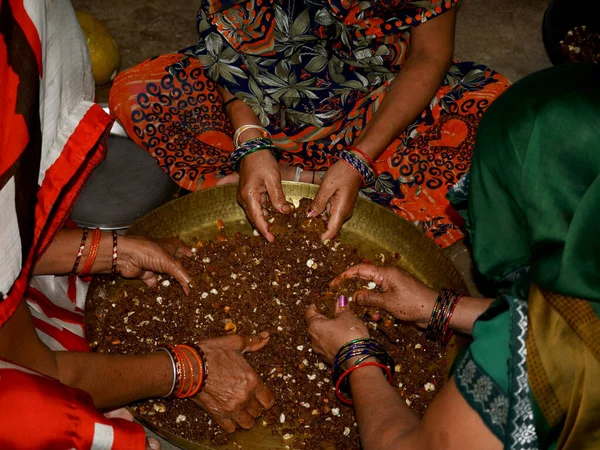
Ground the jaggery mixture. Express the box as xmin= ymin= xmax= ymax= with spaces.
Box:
xmin=86 ymin=199 xmax=452 ymax=449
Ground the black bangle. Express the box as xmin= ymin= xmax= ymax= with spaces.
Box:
xmin=223 ymin=96 xmax=241 ymax=109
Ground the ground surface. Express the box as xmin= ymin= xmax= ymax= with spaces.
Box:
xmin=70 ymin=0 xmax=552 ymax=447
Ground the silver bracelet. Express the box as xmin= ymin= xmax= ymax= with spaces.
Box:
xmin=157 ymin=347 xmax=177 ymax=397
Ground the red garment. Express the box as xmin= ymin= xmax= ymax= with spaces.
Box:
xmin=0 ymin=0 xmax=146 ymax=447
xmin=0 ymin=359 xmax=145 ymax=450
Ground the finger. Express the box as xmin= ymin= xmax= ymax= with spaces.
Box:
xmin=265 ymin=178 xmax=293 ymax=214
xmin=321 ymin=203 xmax=345 ymax=241
xmin=307 ymin=184 xmax=332 ymax=218
xmin=165 ymin=259 xmax=192 ymax=295
xmin=174 ymin=241 xmax=193 ymax=258
xmin=214 ymin=416 xmax=236 ymax=433
xmin=254 ymin=384 xmax=275 ymax=410
xmin=304 ymin=305 xmax=329 ymax=327
xmin=246 ymin=398 xmax=264 ymax=418
xmin=237 ymin=331 xmax=271 ymax=354
xmin=142 ymin=273 xmax=158 ymax=288
xmin=233 ymin=410 xmax=255 ymax=430
xmin=246 ymin=194 xmax=274 ymax=242
xmin=330 ymin=263 xmax=384 ymax=287
xmin=335 ymin=295 xmax=349 ymax=316
xmin=146 ymin=438 xmax=161 ymax=450
xmin=354 ymin=288 xmax=386 ymax=308
xmin=104 ymin=407 xmax=134 ymax=421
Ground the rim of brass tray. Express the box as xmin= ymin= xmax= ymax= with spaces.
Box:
xmin=86 ymin=181 xmax=468 ymax=450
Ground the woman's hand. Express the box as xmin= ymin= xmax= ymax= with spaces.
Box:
xmin=192 ymin=332 xmax=275 ymax=433
xmin=238 ymin=151 xmax=294 ymax=242
xmin=308 ymin=160 xmax=363 ymax=241
xmin=332 ymin=263 xmax=438 ymax=325
xmin=305 ymin=303 xmax=369 ymax=364
xmin=118 ymin=235 xmax=192 ymax=294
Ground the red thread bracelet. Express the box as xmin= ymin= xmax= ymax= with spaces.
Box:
xmin=442 ymin=293 xmax=463 ymax=344
xmin=347 ymin=146 xmax=378 ymax=174
xmin=335 ymin=362 xmax=393 ymax=405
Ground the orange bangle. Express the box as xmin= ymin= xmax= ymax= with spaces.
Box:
xmin=79 ymin=228 xmax=101 ymax=276
xmin=175 ymin=346 xmax=194 ymax=398
xmin=178 ymin=345 xmax=204 ymax=397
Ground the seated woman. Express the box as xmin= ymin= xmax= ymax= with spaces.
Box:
xmin=304 ymin=63 xmax=600 ymax=450
xmin=109 ymin=0 xmax=509 ymax=246
xmin=0 ymin=1 xmax=273 ymax=447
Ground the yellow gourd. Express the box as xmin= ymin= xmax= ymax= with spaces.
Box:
xmin=76 ymin=11 xmax=121 ymax=86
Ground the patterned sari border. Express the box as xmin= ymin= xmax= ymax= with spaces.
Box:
xmin=454 ymin=349 xmax=508 ymax=442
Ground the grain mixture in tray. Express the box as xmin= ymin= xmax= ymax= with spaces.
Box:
xmin=87 ymin=199 xmax=449 ymax=449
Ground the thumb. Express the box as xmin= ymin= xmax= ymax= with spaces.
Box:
xmin=146 ymin=438 xmax=161 ymax=450
xmin=266 ymin=178 xmax=293 ymax=214
xmin=355 ymin=289 xmax=385 ymax=308
xmin=304 ymin=304 xmax=327 ymax=324
xmin=307 ymin=185 xmax=331 ymax=218
xmin=238 ymin=331 xmax=270 ymax=354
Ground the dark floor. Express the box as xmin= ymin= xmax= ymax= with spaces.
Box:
xmin=70 ymin=0 xmax=552 ymax=447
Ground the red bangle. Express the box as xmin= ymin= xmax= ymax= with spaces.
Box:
xmin=347 ymin=146 xmax=377 ymax=174
xmin=110 ymin=230 xmax=118 ymax=280
xmin=71 ymin=228 xmax=89 ymax=275
xmin=335 ymin=361 xmax=393 ymax=405
xmin=79 ymin=228 xmax=101 ymax=276
xmin=442 ymin=293 xmax=463 ymax=344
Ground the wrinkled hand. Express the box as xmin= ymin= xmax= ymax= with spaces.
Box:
xmin=238 ymin=151 xmax=293 ymax=242
xmin=308 ymin=160 xmax=362 ymax=241
xmin=305 ymin=303 xmax=369 ymax=365
xmin=117 ymin=235 xmax=192 ymax=294
xmin=192 ymin=332 xmax=275 ymax=433
xmin=332 ymin=263 xmax=438 ymax=326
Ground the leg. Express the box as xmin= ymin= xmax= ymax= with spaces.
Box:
xmin=110 ymin=54 xmax=234 ymax=191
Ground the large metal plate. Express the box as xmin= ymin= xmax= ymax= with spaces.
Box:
xmin=70 ymin=114 xmax=179 ymax=230
xmin=87 ymin=181 xmax=467 ymax=449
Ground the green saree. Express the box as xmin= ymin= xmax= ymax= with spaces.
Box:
xmin=451 ymin=64 xmax=600 ymax=450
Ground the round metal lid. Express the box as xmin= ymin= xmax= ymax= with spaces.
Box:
xmin=70 ymin=134 xmax=180 ymax=230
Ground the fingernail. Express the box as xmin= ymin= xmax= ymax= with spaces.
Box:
xmin=259 ymin=331 xmax=270 ymax=339
xmin=147 ymin=438 xmax=160 ymax=450
xmin=307 ymin=208 xmax=315 ymax=218
xmin=338 ymin=295 xmax=348 ymax=308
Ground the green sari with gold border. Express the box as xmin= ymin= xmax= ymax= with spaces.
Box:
xmin=450 ymin=64 xmax=600 ymax=450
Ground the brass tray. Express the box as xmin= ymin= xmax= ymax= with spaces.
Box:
xmin=86 ymin=182 xmax=467 ymax=449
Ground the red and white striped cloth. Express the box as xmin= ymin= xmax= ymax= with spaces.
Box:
xmin=0 ymin=0 xmax=146 ymax=447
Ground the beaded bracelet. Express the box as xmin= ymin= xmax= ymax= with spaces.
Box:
xmin=110 ymin=230 xmax=118 ymax=281
xmin=425 ymin=288 xmax=463 ymax=343
xmin=336 ymin=150 xmax=377 ymax=187
xmin=233 ymin=124 xmax=272 ymax=148
xmin=335 ymin=361 xmax=393 ymax=405
xmin=229 ymin=137 xmax=279 ymax=171
xmin=71 ymin=228 xmax=89 ymax=275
